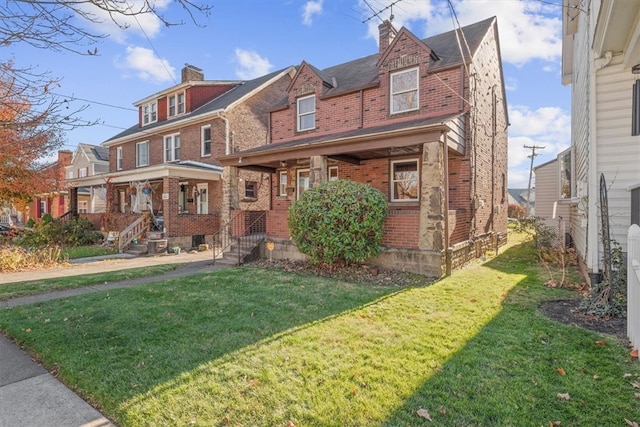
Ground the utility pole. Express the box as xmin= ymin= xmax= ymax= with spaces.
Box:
xmin=524 ymin=144 xmax=545 ymax=217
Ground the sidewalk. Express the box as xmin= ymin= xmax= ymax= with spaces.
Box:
xmin=0 ymin=250 xmax=225 ymax=427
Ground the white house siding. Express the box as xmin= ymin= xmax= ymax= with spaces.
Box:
xmin=535 ymin=160 xmax=570 ymax=243
xmin=595 ymin=56 xmax=640 ymax=253
xmin=568 ymin=5 xmax=593 ymax=266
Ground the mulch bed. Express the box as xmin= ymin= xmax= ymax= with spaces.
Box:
xmin=539 ymin=299 xmax=628 ymax=342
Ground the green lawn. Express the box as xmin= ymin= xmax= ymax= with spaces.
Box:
xmin=0 ymin=264 xmax=183 ymax=300
xmin=60 ymin=245 xmax=119 ymax=260
xmin=0 ymin=233 xmax=638 ymax=426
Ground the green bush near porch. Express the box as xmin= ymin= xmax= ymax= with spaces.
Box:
xmin=288 ymin=179 xmax=388 ymax=266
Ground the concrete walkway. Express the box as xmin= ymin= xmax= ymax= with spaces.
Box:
xmin=0 ymin=250 xmax=225 ymax=427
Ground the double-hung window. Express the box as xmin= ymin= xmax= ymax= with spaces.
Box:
xmin=136 ymin=141 xmax=149 ymax=167
xmin=297 ymin=95 xmax=315 ymax=131
xmin=297 ymin=169 xmax=310 ymax=200
xmin=116 ymin=147 xmax=123 ymax=170
xmin=168 ymin=92 xmax=185 ymax=117
xmin=391 ymin=159 xmax=419 ymax=201
xmin=78 ymin=167 xmax=88 ymax=178
xmin=279 ymin=171 xmax=288 ymax=196
xmin=390 ymin=67 xmax=419 ymax=114
xmin=142 ymin=101 xmax=157 ymax=125
xmin=201 ymin=125 xmax=211 ymax=157
xmin=164 ymin=134 xmax=181 ymax=162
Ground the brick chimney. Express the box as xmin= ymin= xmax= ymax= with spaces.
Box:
xmin=378 ymin=20 xmax=397 ymax=53
xmin=181 ymin=64 xmax=204 ymax=83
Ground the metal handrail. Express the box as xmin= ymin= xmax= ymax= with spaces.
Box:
xmin=118 ymin=215 xmax=149 ymax=253
xmin=213 ymin=211 xmax=266 ymax=265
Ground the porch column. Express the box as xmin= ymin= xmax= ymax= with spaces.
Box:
xmin=163 ymin=177 xmax=179 ymax=234
xmin=418 ymin=139 xmax=446 ymax=252
xmin=310 ymin=155 xmax=328 ymax=188
xmin=222 ymin=166 xmax=240 ymax=224
xmin=69 ymin=187 xmax=78 ymax=216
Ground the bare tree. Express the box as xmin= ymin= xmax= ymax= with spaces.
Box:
xmin=0 ymin=0 xmax=212 ymax=203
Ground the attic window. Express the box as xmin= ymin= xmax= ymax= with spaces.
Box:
xmin=168 ymin=92 xmax=185 ymax=117
xmin=297 ymin=95 xmax=316 ymax=131
xmin=390 ymin=67 xmax=419 ymax=114
xmin=142 ymin=101 xmax=157 ymax=125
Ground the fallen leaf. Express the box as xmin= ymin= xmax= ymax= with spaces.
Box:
xmin=249 ymin=379 xmax=260 ymax=387
xmin=556 ymin=367 xmax=566 ymax=376
xmin=416 ymin=408 xmax=432 ymax=421
xmin=631 ymin=381 xmax=640 ymax=389
xmin=438 ymin=405 xmax=447 ymax=415
xmin=635 ymin=393 xmax=640 ymax=399
xmin=287 ymin=421 xmax=296 ymax=427
xmin=595 ymin=340 xmax=607 ymax=346
xmin=593 ymin=375 xmax=600 ymax=380
xmin=548 ymin=422 xmax=562 ymax=426
xmin=557 ymin=393 xmax=571 ymax=401
xmin=625 ymin=419 xmax=639 ymax=427
xmin=631 ymin=349 xmax=639 ymax=358
xmin=625 ymin=373 xmax=634 ymax=378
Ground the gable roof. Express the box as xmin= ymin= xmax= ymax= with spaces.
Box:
xmin=103 ymin=66 xmax=296 ymax=146
xmin=75 ymin=143 xmax=109 ymax=163
xmin=303 ymin=17 xmax=495 ymax=99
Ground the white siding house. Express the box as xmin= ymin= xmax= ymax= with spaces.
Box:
xmin=534 ymin=158 xmax=571 ymax=245
xmin=561 ymin=0 xmax=640 ymax=282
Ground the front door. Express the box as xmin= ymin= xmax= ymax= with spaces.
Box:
xmin=196 ymin=183 xmax=208 ymax=214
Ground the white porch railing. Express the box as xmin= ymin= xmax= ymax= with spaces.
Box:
xmin=627 ymin=224 xmax=640 ymax=353
xmin=118 ymin=215 xmax=148 ymax=253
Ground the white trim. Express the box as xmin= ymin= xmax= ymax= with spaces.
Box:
xmin=201 ymin=124 xmax=212 ymax=157
xmin=390 ymin=158 xmax=419 ymax=202
xmin=279 ymin=170 xmax=288 ymax=196
xmin=297 ymin=95 xmax=316 ymax=131
xmin=142 ymin=101 xmax=157 ymax=126
xmin=296 ymin=168 xmax=310 ymax=200
xmin=164 ymin=133 xmax=181 ymax=162
xmin=116 ymin=146 xmax=123 ymax=171
xmin=390 ymin=67 xmax=419 ymax=114
xmin=136 ymin=141 xmax=149 ymax=167
xmin=168 ymin=90 xmax=186 ymax=118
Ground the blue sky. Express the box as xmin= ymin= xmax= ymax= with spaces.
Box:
xmin=5 ymin=0 xmax=571 ymax=188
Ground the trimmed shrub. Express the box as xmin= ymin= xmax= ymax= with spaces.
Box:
xmin=288 ymin=179 xmax=388 ymax=266
xmin=18 ymin=216 xmax=102 ymax=247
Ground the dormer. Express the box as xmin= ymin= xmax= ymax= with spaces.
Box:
xmin=134 ymin=64 xmax=242 ymax=128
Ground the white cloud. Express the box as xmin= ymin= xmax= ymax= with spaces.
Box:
xmin=507 ymin=105 xmax=570 ymax=187
xmin=302 ymin=1 xmax=323 ymax=26
xmin=116 ymin=46 xmax=176 ymax=83
xmin=80 ymin=0 xmax=170 ymax=43
xmin=363 ymin=0 xmax=561 ymax=66
xmin=234 ymin=49 xmax=273 ymax=79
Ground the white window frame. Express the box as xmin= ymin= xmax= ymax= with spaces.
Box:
xmin=116 ymin=146 xmax=123 ymax=170
xmin=329 ymin=166 xmax=339 ymax=181
xmin=67 ymin=170 xmax=74 ymax=179
xmin=297 ymin=168 xmax=310 ymax=200
xmin=279 ymin=171 xmax=288 ymax=196
xmin=168 ymin=91 xmax=185 ymax=117
xmin=390 ymin=67 xmax=419 ymax=114
xmin=136 ymin=141 xmax=149 ymax=167
xmin=78 ymin=200 xmax=88 ymax=214
xmin=390 ymin=159 xmax=419 ymax=202
xmin=142 ymin=101 xmax=157 ymax=125
xmin=78 ymin=167 xmax=88 ymax=178
xmin=164 ymin=134 xmax=181 ymax=162
xmin=201 ymin=125 xmax=211 ymax=157
xmin=297 ymin=95 xmax=316 ymax=131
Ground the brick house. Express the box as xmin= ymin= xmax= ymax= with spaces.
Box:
xmin=219 ymin=18 xmax=509 ymax=277
xmin=27 ymin=150 xmax=73 ymax=222
xmin=69 ymin=64 xmax=295 ymax=249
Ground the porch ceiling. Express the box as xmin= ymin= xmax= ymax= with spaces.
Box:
xmin=67 ymin=162 xmax=222 ymax=187
xmin=220 ymin=114 xmax=462 ymax=173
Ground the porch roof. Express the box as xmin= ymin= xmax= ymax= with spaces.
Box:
xmin=219 ymin=113 xmax=463 ymax=173
xmin=66 ymin=161 xmax=223 ymax=187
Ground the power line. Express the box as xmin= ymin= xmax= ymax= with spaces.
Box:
xmin=362 ymin=0 xmax=403 ymax=23
xmin=50 ymin=92 xmax=137 ymax=112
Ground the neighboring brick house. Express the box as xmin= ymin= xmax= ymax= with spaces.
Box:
xmin=27 ymin=150 xmax=73 ymax=222
xmin=65 ymin=143 xmax=109 ymax=214
xmin=69 ymin=64 xmax=295 ymax=248
xmin=220 ymin=18 xmax=509 ymax=277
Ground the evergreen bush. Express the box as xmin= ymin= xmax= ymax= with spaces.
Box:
xmin=288 ymin=179 xmax=388 ymax=266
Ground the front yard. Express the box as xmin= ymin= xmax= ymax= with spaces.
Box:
xmin=0 ymin=233 xmax=638 ymax=426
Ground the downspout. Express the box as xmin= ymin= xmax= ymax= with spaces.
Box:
xmin=359 ymin=89 xmax=364 ymax=129
xmin=442 ymin=132 xmax=450 ymax=256
xmin=217 ymin=112 xmax=230 ymax=155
